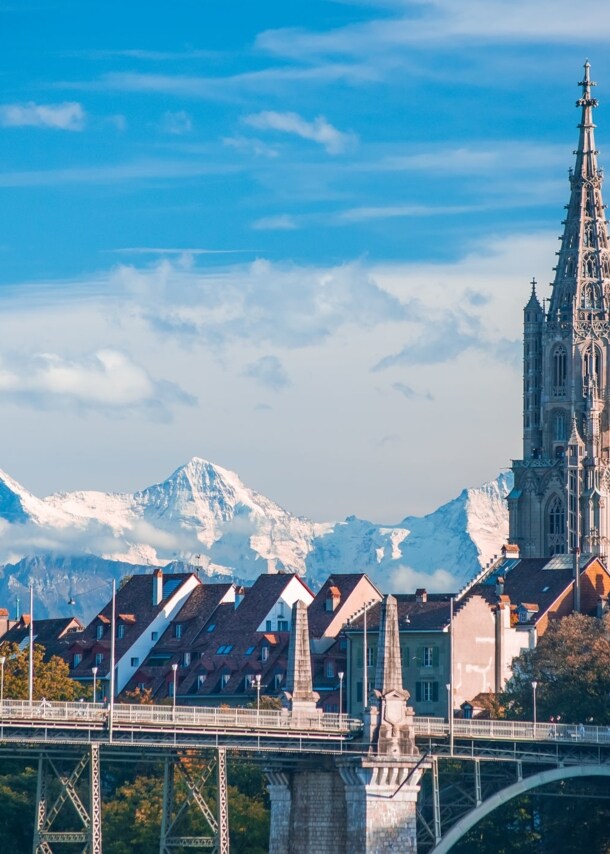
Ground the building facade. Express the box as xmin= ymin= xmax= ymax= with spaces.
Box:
xmin=510 ymin=63 xmax=610 ymax=562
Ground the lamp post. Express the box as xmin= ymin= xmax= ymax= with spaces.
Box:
xmin=255 ymin=673 xmax=261 ymax=724
xmin=362 ymin=599 xmax=376 ymax=714
xmin=92 ymin=666 xmax=98 ymax=703
xmin=0 ymin=655 xmax=5 ymax=710
xmin=28 ymin=584 xmax=34 ymax=706
xmin=446 ymin=683 xmax=454 ymax=755
xmin=338 ymin=671 xmax=344 ymax=726
xmin=532 ymin=680 xmax=538 ymax=730
xmin=172 ymin=663 xmax=178 ymax=718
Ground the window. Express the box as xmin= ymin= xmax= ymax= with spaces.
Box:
xmin=274 ymin=673 xmax=283 ymax=690
xmin=356 ymin=681 xmax=363 ymax=702
xmin=415 ymin=681 xmax=439 ymax=703
xmin=326 ymin=660 xmax=335 ymax=678
xmin=261 ymin=646 xmax=269 ymax=662
xmin=183 ymin=652 xmax=191 ymax=667
xmin=168 ymin=681 xmax=175 ymax=697
xmin=174 ymin=624 xmax=183 ymax=640
xmin=277 ymin=602 xmax=284 ymax=617
xmin=130 ymin=657 xmax=139 ymax=667
xmin=553 ymin=410 xmax=567 ymax=442
xmin=244 ymin=645 xmax=255 ymax=655
xmin=367 ymin=647 xmax=374 ymax=667
xmin=547 ymin=495 xmax=566 ymax=556
xmin=277 ymin=620 xmax=288 ymax=632
xmin=221 ymin=673 xmax=230 ymax=688
xmin=148 ymin=654 xmax=171 ymax=667
xmin=138 ymin=682 xmax=146 ymax=692
xmin=420 ymin=646 xmax=439 ymax=668
xmin=216 ymin=644 xmax=233 ymax=655
xmin=72 ymin=653 xmax=82 ymax=668
xmin=96 ymin=625 xmax=104 ymax=640
xmin=584 ymin=344 xmax=602 ymax=391
xmin=95 ymin=652 xmax=104 ymax=666
xmin=266 ymin=620 xmax=272 ymax=632
xmin=552 ymin=346 xmax=567 ymax=397
xmin=151 ymin=631 xmax=158 ymax=641
xmin=117 ymin=624 xmax=125 ymax=640
xmin=197 ymin=674 xmax=206 ymax=688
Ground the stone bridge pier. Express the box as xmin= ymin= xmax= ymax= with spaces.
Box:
xmin=269 ymin=594 xmax=423 ymax=853
xmin=267 ymin=758 xmax=423 ymax=854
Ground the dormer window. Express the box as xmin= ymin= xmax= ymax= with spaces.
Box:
xmin=174 ymin=624 xmax=182 ymax=640
xmin=261 ymin=646 xmax=269 ymax=662
xmin=221 ymin=673 xmax=230 ymax=688
xmin=72 ymin=653 xmax=82 ymax=668
xmin=96 ymin=625 xmax=104 ymax=640
xmin=117 ymin=624 xmax=125 ymax=640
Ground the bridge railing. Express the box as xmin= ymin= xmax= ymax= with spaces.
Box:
xmin=415 ymin=716 xmax=610 ymax=745
xmin=0 ymin=699 xmax=362 ymax=734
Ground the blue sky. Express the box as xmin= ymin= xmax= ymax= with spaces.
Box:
xmin=1 ymin=0 xmax=610 ymax=523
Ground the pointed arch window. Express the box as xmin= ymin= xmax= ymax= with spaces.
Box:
xmin=582 ymin=282 xmax=602 ymax=310
xmin=547 ymin=496 xmax=566 ymax=556
xmin=553 ymin=410 xmax=567 ymax=442
xmin=583 ymin=344 xmax=602 ymax=391
xmin=552 ymin=346 xmax=567 ymax=397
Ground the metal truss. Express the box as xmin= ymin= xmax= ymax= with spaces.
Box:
xmin=160 ymin=749 xmax=229 ymax=852
xmin=32 ymin=745 xmax=102 ymax=853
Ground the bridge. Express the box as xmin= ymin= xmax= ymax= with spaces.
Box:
xmin=2 ymin=698 xmax=610 ymax=853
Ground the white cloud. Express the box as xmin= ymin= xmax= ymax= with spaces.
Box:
xmin=0 ymin=349 xmax=195 ymax=417
xmin=243 ymin=355 xmax=290 ymax=390
xmin=113 ymin=256 xmax=406 ymax=349
xmin=243 ymin=111 xmax=355 ymax=154
xmin=257 ymin=0 xmax=610 ymax=58
xmin=223 ymin=135 xmax=279 ymax=158
xmin=160 ymin=110 xmax=193 ymax=135
xmin=392 ymin=382 xmax=433 ymax=401
xmin=384 ymin=564 xmax=457 ymax=593
xmin=0 ymin=101 xmax=86 ymax=131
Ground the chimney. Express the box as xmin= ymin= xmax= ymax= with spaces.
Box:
xmin=502 ymin=543 xmax=520 ymax=559
xmin=597 ymin=595 xmax=605 ymax=619
xmin=415 ymin=588 xmax=427 ymax=603
xmin=153 ymin=568 xmax=163 ymax=606
xmin=495 ymin=576 xmax=505 ymax=596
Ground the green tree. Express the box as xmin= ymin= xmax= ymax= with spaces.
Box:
xmin=501 ymin=613 xmax=610 ymax=724
xmin=0 ymin=642 xmax=81 ymax=701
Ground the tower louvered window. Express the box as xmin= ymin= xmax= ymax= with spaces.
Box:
xmin=552 ymin=347 xmax=567 ymax=397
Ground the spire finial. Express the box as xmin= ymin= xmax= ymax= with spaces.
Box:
xmin=530 ymin=276 xmax=537 ymax=294
xmin=578 ymin=60 xmax=598 ymax=109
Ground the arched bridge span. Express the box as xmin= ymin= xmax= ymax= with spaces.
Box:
xmin=431 ymin=764 xmax=610 ymax=853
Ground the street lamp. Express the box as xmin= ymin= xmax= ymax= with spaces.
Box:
xmin=532 ymin=680 xmax=538 ymax=729
xmin=446 ymin=683 xmax=454 ymax=755
xmin=172 ymin=663 xmax=178 ymax=717
xmin=0 ymin=655 xmax=5 ymax=709
xmin=92 ymin=666 xmax=98 ymax=703
xmin=255 ymin=673 xmax=261 ymax=724
xmin=28 ymin=584 xmax=34 ymax=706
xmin=338 ymin=671 xmax=344 ymax=725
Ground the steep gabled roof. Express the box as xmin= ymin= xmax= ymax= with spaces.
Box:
xmin=307 ymin=573 xmax=381 ymax=639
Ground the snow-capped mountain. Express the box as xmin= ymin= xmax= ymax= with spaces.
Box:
xmin=0 ymin=458 xmax=510 ymax=620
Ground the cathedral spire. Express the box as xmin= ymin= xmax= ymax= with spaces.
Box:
xmin=510 ymin=65 xmax=610 ymax=563
xmin=548 ymin=61 xmax=610 ymax=324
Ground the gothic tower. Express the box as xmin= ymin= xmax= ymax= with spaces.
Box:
xmin=509 ymin=62 xmax=610 ymax=562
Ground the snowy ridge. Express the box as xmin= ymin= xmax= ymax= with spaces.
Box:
xmin=0 ymin=459 xmax=511 ymax=619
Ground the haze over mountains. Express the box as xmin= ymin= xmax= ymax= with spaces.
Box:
xmin=0 ymin=458 xmax=510 ymax=621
